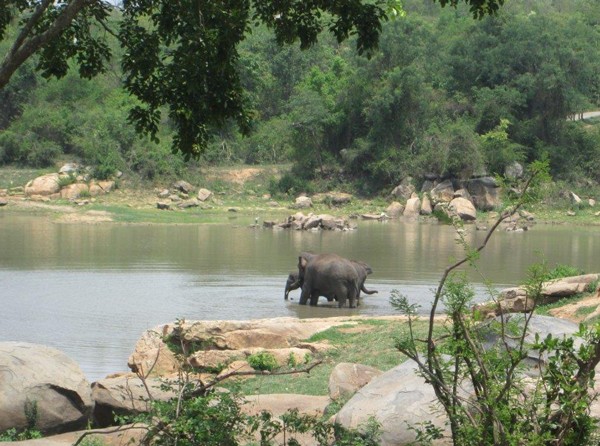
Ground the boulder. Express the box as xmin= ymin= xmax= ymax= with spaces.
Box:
xmin=0 ymin=198 xmax=8 ymax=206
xmin=327 ymin=192 xmax=353 ymax=205
xmin=328 ymin=363 xmax=383 ymax=401
xmin=92 ymin=374 xmax=178 ymax=427
xmin=303 ymin=215 xmax=322 ymax=230
xmin=403 ymin=196 xmax=421 ymax=218
xmin=448 ymin=197 xmax=477 ymax=221
xmin=320 ymin=214 xmax=346 ymax=230
xmin=157 ymin=189 xmax=170 ymax=198
xmin=0 ymin=342 xmax=93 ymax=435
xmin=479 ymin=314 xmax=580 ymax=369
xmin=197 ymin=188 xmax=213 ymax=202
xmin=334 ymin=359 xmax=451 ymax=445
xmin=475 ymin=274 xmax=600 ymax=319
xmin=177 ymin=199 xmax=200 ymax=209
xmin=24 ymin=173 xmax=61 ymax=197
xmin=97 ymin=180 xmax=115 ymax=193
xmin=156 ymin=202 xmax=171 ymax=210
xmin=430 ymin=180 xmax=455 ymax=203
xmin=465 ymin=177 xmax=500 ymax=211
xmin=58 ymin=163 xmax=79 ymax=175
xmin=386 ymin=201 xmax=404 ymax=218
xmin=420 ymin=194 xmax=432 ymax=215
xmin=172 ymin=180 xmax=194 ymax=194
xmin=390 ymin=178 xmax=415 ymax=201
xmin=294 ymin=196 xmax=313 ymax=209
xmin=60 ymin=183 xmax=89 ymax=200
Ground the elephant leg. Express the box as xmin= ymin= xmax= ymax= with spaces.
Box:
xmin=299 ymin=287 xmax=310 ymax=305
xmin=309 ymin=291 xmax=320 ymax=306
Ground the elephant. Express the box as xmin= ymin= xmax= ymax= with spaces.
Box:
xmin=284 ymin=260 xmax=378 ymax=305
xmin=292 ymin=252 xmax=377 ymax=308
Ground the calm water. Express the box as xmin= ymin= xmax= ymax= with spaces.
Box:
xmin=1 ymin=213 xmax=599 ymax=381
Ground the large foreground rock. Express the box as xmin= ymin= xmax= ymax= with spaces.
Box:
xmin=334 ymin=360 xmax=451 ymax=445
xmin=0 ymin=342 xmax=93 ymax=435
xmin=328 ymin=363 xmax=383 ymax=400
xmin=92 ymin=374 xmax=178 ymax=427
xmin=128 ymin=317 xmax=363 ymax=376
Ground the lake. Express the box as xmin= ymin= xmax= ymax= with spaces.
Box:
xmin=1 ymin=212 xmax=599 ymax=381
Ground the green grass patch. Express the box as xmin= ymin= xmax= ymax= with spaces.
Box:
xmin=0 ymin=166 xmax=52 ymax=189
xmin=227 ymin=319 xmax=432 ymax=396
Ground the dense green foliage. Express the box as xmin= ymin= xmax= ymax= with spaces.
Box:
xmin=1 ymin=0 xmax=599 ymax=194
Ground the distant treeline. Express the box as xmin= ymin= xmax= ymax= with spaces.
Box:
xmin=1 ymin=0 xmax=599 ymax=193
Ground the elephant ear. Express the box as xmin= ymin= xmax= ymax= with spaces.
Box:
xmin=298 ymin=255 xmax=308 ymax=271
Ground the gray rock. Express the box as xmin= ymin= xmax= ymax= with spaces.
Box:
xmin=430 ymin=180 xmax=455 ymax=203
xmin=157 ymin=202 xmax=171 ymax=210
xmin=172 ymin=180 xmax=194 ymax=194
xmin=157 ymin=189 xmax=170 ymax=199
xmin=328 ymin=363 xmax=383 ymax=401
xmin=390 ymin=178 xmax=415 ymax=201
xmin=0 ymin=198 xmax=8 ymax=206
xmin=177 ymin=199 xmax=200 ymax=209
xmin=335 ymin=359 xmax=451 ymax=445
xmin=465 ymin=177 xmax=500 ymax=211
xmin=58 ymin=163 xmax=79 ymax=175
xmin=0 ymin=342 xmax=93 ymax=435
xmin=294 ymin=196 xmax=313 ymax=209
xmin=303 ymin=215 xmax=322 ymax=230
xmin=479 ymin=314 xmax=580 ymax=370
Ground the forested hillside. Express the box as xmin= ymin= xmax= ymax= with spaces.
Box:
xmin=1 ymin=0 xmax=599 ymax=195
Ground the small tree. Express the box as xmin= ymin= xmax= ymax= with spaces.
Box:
xmin=393 ymin=159 xmax=600 ymax=445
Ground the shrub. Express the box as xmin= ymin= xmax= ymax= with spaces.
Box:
xmin=247 ymin=351 xmax=278 ymax=372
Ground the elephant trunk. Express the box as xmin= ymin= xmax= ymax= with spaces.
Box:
xmin=285 ymin=273 xmax=302 ymax=300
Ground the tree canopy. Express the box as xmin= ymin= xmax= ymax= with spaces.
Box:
xmin=0 ymin=0 xmax=506 ymax=158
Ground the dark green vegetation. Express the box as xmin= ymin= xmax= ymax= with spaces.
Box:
xmin=1 ymin=0 xmax=599 ymax=201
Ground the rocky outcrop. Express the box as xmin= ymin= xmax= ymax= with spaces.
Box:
xmin=474 ymin=274 xmax=600 ymax=318
xmin=273 ymin=212 xmax=352 ymax=231
xmin=128 ymin=318 xmax=359 ymax=377
xmin=0 ymin=342 xmax=93 ymax=435
xmin=328 ymin=363 xmax=383 ymax=401
xmin=334 ymin=359 xmax=451 ymax=445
